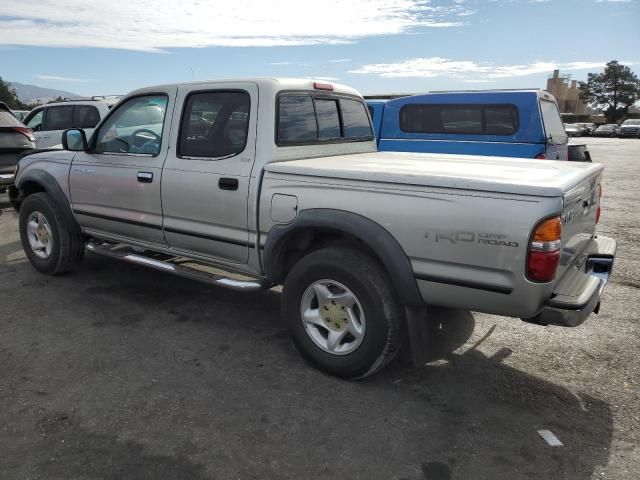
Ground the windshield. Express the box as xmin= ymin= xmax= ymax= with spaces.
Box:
xmin=598 ymin=125 xmax=614 ymax=131
xmin=622 ymin=119 xmax=640 ymax=126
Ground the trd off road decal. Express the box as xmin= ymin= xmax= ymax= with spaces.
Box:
xmin=424 ymin=230 xmax=519 ymax=248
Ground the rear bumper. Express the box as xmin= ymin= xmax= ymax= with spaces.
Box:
xmin=522 ymin=235 xmax=616 ymax=327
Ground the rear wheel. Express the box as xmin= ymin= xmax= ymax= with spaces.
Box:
xmin=282 ymin=247 xmax=403 ymax=379
xmin=19 ymin=192 xmax=84 ymax=274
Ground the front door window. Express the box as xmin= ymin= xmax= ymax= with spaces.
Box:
xmin=94 ymin=95 xmax=168 ymax=155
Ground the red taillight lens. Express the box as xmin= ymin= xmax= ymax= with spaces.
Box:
xmin=527 ymin=216 xmax=562 ymax=282
xmin=313 ymin=82 xmax=334 ymax=91
xmin=534 ymin=153 xmax=546 ymax=159
xmin=14 ymin=127 xmax=35 ymax=142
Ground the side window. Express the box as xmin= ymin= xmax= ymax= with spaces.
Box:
xmin=25 ymin=109 xmax=44 ymax=131
xmin=315 ymin=99 xmax=341 ymax=140
xmin=44 ymin=106 xmax=73 ymax=131
xmin=94 ymin=95 xmax=168 ymax=155
xmin=179 ymin=91 xmax=251 ymax=158
xmin=441 ymin=108 xmax=482 ymax=132
xmin=540 ymin=100 xmax=567 ymax=142
xmin=278 ymin=96 xmax=317 ymax=143
xmin=73 ymin=105 xmax=101 ymax=128
xmin=340 ymin=98 xmax=373 ymax=139
xmin=400 ymin=104 xmax=518 ymax=135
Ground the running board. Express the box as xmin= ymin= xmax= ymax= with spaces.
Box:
xmin=86 ymin=241 xmax=270 ymax=291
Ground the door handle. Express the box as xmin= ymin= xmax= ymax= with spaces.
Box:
xmin=137 ymin=171 xmax=153 ymax=183
xmin=219 ymin=177 xmax=239 ymax=191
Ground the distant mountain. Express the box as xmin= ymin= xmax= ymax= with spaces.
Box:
xmin=8 ymin=81 xmax=79 ymax=105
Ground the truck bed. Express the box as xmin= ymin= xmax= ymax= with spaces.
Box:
xmin=266 ymin=151 xmax=603 ymax=197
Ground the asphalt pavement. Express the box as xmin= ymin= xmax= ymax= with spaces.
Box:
xmin=1 ymin=137 xmax=638 ymax=479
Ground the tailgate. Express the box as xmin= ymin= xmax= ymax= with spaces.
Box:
xmin=557 ymin=170 xmax=602 ymax=280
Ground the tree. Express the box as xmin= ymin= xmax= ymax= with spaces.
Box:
xmin=580 ymin=61 xmax=640 ymax=123
xmin=0 ymin=76 xmax=25 ymax=109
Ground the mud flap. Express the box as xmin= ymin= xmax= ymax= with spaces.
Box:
xmin=403 ymin=306 xmax=431 ymax=367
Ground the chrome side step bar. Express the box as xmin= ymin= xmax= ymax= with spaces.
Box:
xmin=86 ymin=241 xmax=270 ymax=291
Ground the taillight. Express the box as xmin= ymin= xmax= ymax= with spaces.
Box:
xmin=534 ymin=153 xmax=546 ymax=159
xmin=527 ymin=216 xmax=561 ymax=282
xmin=14 ymin=127 xmax=35 ymax=142
xmin=313 ymin=82 xmax=334 ymax=91
xmin=596 ymin=184 xmax=602 ymax=224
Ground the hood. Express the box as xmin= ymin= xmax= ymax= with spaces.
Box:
xmin=265 ymin=151 xmax=604 ymax=198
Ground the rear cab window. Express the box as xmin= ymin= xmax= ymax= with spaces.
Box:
xmin=277 ymin=93 xmax=373 ymax=144
xmin=539 ymin=100 xmax=567 ymax=144
xmin=399 ymin=104 xmax=518 ymax=135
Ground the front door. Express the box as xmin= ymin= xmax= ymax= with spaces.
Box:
xmin=161 ymin=83 xmax=257 ymax=263
xmin=69 ymin=89 xmax=176 ymax=245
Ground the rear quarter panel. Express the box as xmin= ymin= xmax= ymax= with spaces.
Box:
xmin=260 ymin=173 xmax=562 ymax=318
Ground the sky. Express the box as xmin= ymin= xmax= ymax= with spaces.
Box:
xmin=0 ymin=0 xmax=639 ymax=97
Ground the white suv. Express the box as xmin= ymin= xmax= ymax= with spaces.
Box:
xmin=22 ymin=96 xmax=120 ymax=148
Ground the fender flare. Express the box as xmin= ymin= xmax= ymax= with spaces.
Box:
xmin=263 ymin=209 xmax=424 ymax=306
xmin=15 ymin=169 xmax=81 ymax=234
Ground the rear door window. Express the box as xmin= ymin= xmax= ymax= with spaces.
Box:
xmin=73 ymin=105 xmax=101 ymax=128
xmin=178 ymin=91 xmax=251 ymax=158
xmin=400 ymin=104 xmax=518 ymax=135
xmin=539 ymin=100 xmax=567 ymax=142
xmin=44 ymin=106 xmax=74 ymax=131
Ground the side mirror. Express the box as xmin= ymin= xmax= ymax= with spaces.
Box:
xmin=62 ymin=128 xmax=88 ymax=151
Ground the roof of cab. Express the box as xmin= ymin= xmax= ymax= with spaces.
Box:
xmin=127 ymin=78 xmax=362 ymax=98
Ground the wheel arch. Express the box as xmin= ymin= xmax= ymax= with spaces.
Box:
xmin=263 ymin=209 xmax=424 ymax=306
xmin=13 ymin=169 xmax=81 ymax=234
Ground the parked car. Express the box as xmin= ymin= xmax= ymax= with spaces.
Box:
xmin=619 ymin=119 xmax=640 ymax=138
xmin=564 ymin=123 xmax=583 ymax=137
xmin=0 ymin=102 xmax=35 ymax=192
xmin=22 ymin=96 xmax=120 ymax=148
xmin=579 ymin=123 xmax=596 ymax=136
xmin=568 ymin=143 xmax=592 ymax=162
xmin=367 ymin=90 xmax=568 ymax=160
xmin=9 ymin=79 xmax=616 ymax=379
xmin=11 ymin=110 xmax=30 ymax=122
xmin=592 ymin=124 xmax=620 ymax=137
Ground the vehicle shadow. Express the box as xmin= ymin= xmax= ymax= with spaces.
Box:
xmin=2 ymin=253 xmax=613 ymax=480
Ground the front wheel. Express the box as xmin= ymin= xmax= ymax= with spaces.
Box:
xmin=282 ymin=247 xmax=403 ymax=379
xmin=19 ymin=192 xmax=85 ymax=275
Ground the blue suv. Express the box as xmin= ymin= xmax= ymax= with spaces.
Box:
xmin=367 ymin=90 xmax=568 ymax=160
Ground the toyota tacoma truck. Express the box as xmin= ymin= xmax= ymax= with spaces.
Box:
xmin=8 ymin=78 xmax=616 ymax=379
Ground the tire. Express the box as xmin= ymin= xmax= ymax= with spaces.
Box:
xmin=282 ymin=247 xmax=403 ymax=379
xmin=19 ymin=192 xmax=84 ymax=275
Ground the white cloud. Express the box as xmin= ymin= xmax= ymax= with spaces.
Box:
xmin=36 ymin=74 xmax=89 ymax=82
xmin=349 ymin=57 xmax=610 ymax=78
xmin=0 ymin=0 xmax=465 ymax=52
xmin=330 ymin=58 xmax=352 ymax=63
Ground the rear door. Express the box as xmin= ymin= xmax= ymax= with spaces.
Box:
xmin=161 ymin=83 xmax=257 ymax=263
xmin=539 ymin=99 xmax=568 ymax=160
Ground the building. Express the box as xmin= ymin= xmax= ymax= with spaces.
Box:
xmin=546 ymin=69 xmax=588 ymax=115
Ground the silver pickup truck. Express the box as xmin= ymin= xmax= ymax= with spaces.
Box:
xmin=8 ymin=78 xmax=616 ymax=379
